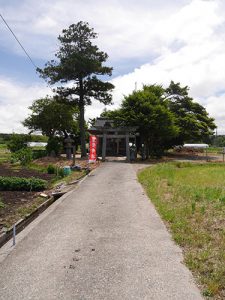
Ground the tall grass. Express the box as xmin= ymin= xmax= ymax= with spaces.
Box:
xmin=138 ymin=162 xmax=225 ymax=299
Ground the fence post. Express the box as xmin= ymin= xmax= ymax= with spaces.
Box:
xmin=13 ymin=224 xmax=16 ymax=246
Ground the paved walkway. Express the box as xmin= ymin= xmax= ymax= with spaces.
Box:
xmin=0 ymin=162 xmax=203 ymax=300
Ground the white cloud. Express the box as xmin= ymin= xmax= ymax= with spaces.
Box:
xmin=100 ymin=0 xmax=225 ymax=134
xmin=205 ymin=93 xmax=225 ymax=135
xmin=0 ymin=0 xmax=191 ymax=60
xmin=0 ymin=77 xmax=107 ymax=133
xmin=1 ymin=0 xmax=225 ymax=134
xmin=0 ymin=77 xmax=52 ymax=133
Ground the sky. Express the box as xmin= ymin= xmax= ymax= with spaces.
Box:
xmin=0 ymin=0 xmax=225 ymax=134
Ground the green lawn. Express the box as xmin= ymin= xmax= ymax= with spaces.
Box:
xmin=138 ymin=162 xmax=225 ymax=299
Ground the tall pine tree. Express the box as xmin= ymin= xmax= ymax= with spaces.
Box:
xmin=38 ymin=21 xmax=114 ymax=157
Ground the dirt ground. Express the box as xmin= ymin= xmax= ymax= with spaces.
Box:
xmin=0 ymin=157 xmax=99 ymax=231
xmin=33 ymin=156 xmax=100 ymax=170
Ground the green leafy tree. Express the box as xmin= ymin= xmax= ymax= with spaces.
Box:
xmin=211 ymin=135 xmax=225 ymax=147
xmin=7 ymin=133 xmax=31 ymax=153
xmin=23 ymin=96 xmax=79 ymax=138
xmin=46 ymin=136 xmax=63 ymax=156
xmin=165 ymin=81 xmax=216 ymax=144
xmin=37 ymin=21 xmax=114 ymax=157
xmin=104 ymin=85 xmax=179 ymax=157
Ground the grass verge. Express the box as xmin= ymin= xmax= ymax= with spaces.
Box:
xmin=138 ymin=162 xmax=225 ymax=299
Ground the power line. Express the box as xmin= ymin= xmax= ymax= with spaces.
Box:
xmin=0 ymin=13 xmax=37 ymax=69
xmin=0 ymin=13 xmax=54 ymax=92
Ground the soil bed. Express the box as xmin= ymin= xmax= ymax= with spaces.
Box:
xmin=0 ymin=163 xmax=53 ymax=180
xmin=0 ymin=157 xmax=99 ymax=231
xmin=0 ymin=163 xmax=55 ymax=230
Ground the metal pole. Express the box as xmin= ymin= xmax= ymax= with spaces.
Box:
xmin=13 ymin=224 xmax=16 ymax=246
xmin=102 ymin=132 xmax=107 ymax=162
xmin=126 ymin=133 xmax=130 ymax=162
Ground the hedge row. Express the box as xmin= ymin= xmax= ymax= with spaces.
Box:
xmin=0 ymin=176 xmax=47 ymax=191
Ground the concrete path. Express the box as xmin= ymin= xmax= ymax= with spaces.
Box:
xmin=0 ymin=162 xmax=203 ymax=300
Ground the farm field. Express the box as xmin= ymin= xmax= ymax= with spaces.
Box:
xmin=0 ymin=143 xmax=98 ymax=232
xmin=138 ymin=162 xmax=225 ymax=299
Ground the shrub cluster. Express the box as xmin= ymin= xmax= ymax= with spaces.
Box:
xmin=11 ymin=148 xmax=33 ymax=166
xmin=32 ymin=149 xmax=48 ymax=159
xmin=47 ymin=164 xmax=65 ymax=178
xmin=0 ymin=176 xmax=47 ymax=191
xmin=47 ymin=164 xmax=56 ymax=174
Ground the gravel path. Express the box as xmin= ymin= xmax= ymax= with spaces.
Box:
xmin=0 ymin=161 xmax=203 ymax=300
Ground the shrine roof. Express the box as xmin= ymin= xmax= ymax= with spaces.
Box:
xmin=88 ymin=118 xmax=138 ymax=134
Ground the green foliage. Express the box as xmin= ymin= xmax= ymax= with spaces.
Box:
xmin=0 ymin=133 xmax=48 ymax=144
xmin=11 ymin=148 xmax=33 ymax=166
xmin=47 ymin=164 xmax=56 ymax=174
xmin=210 ymin=135 xmax=225 ymax=147
xmin=0 ymin=133 xmax=12 ymax=143
xmin=166 ymin=81 xmax=216 ymax=144
xmin=32 ymin=149 xmax=48 ymax=159
xmin=37 ymin=21 xmax=114 ymax=157
xmin=7 ymin=133 xmax=31 ymax=153
xmin=46 ymin=164 xmax=65 ymax=178
xmin=30 ymin=135 xmax=48 ymax=142
xmin=57 ymin=168 xmax=65 ymax=178
xmin=46 ymin=136 xmax=63 ymax=156
xmin=0 ymin=198 xmax=6 ymax=209
xmin=103 ymin=82 xmax=215 ymax=155
xmin=0 ymin=176 xmax=47 ymax=191
xmin=23 ymin=96 xmax=79 ymax=138
xmin=103 ymin=85 xmax=179 ymax=157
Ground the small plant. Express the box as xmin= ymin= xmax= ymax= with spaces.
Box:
xmin=200 ymin=205 xmax=206 ymax=214
xmin=58 ymin=168 xmax=65 ymax=178
xmin=191 ymin=201 xmax=196 ymax=214
xmin=219 ymin=196 xmax=225 ymax=204
xmin=203 ymin=289 xmax=214 ymax=297
xmin=47 ymin=164 xmax=56 ymax=174
xmin=0 ymin=198 xmax=6 ymax=209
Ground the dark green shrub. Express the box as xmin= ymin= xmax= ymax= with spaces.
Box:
xmin=47 ymin=164 xmax=56 ymax=174
xmin=46 ymin=137 xmax=62 ymax=156
xmin=12 ymin=148 xmax=33 ymax=166
xmin=32 ymin=150 xmax=48 ymax=159
xmin=58 ymin=168 xmax=65 ymax=178
xmin=0 ymin=176 xmax=47 ymax=191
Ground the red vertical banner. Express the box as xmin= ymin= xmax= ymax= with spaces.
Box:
xmin=89 ymin=135 xmax=98 ymax=162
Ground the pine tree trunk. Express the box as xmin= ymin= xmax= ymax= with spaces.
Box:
xmin=79 ymin=79 xmax=87 ymax=158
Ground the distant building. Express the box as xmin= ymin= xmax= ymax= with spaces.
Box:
xmin=27 ymin=142 xmax=47 ymax=147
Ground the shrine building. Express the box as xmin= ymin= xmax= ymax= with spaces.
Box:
xmin=88 ymin=118 xmax=138 ymax=161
